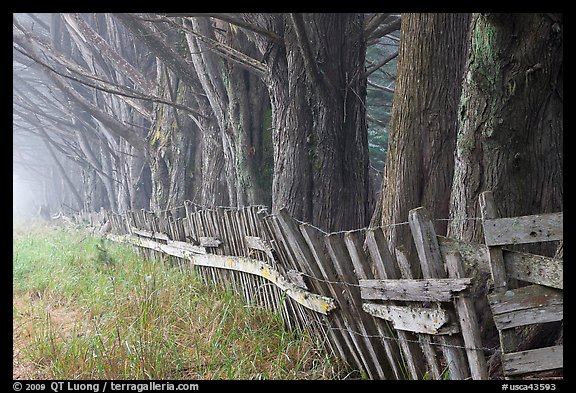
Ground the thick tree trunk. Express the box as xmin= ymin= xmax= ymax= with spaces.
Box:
xmin=186 ymin=17 xmax=270 ymax=207
xmin=149 ymin=65 xmax=197 ymax=211
xmin=225 ymin=58 xmax=271 ymax=206
xmin=447 ymin=14 xmax=563 ymax=376
xmin=448 ymin=13 xmax=563 ymax=252
xmin=266 ymin=13 xmax=372 ymax=232
xmin=372 ymin=13 xmax=471 ymax=271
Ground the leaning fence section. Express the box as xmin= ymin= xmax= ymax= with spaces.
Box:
xmin=80 ymin=199 xmax=562 ymax=381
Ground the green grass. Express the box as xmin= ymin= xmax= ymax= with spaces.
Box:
xmin=13 ymin=221 xmax=351 ymax=380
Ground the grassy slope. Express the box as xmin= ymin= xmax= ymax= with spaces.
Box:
xmin=13 ymin=222 xmax=351 ymax=380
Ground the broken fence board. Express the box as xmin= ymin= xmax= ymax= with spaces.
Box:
xmin=394 ymin=247 xmax=443 ymax=380
xmin=502 ymin=345 xmax=563 ymax=376
xmin=108 ymin=233 xmax=335 ymax=315
xmin=482 ymin=212 xmax=563 ymax=246
xmin=359 ymin=278 xmax=472 ymax=302
xmin=503 ymin=250 xmax=563 ymax=289
xmin=324 ymin=232 xmax=390 ymax=380
xmin=362 ymin=303 xmax=460 ymax=335
xmin=298 ymin=222 xmax=370 ymax=376
xmin=245 ymin=235 xmax=276 ymax=260
xmin=245 ymin=235 xmax=271 ymax=252
xmin=131 ymin=227 xmax=171 ymax=242
xmin=109 ymin=233 xmax=206 ymax=256
xmin=409 ymin=207 xmax=472 ymax=380
xmin=364 ymin=227 xmax=427 ymax=380
xmin=488 ymin=285 xmax=563 ymax=330
xmin=198 ymin=236 xmax=222 ymax=248
xmin=191 ymin=255 xmax=336 ymax=316
xmin=344 ymin=231 xmax=404 ymax=380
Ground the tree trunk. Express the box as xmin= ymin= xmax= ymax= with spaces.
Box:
xmin=447 ymin=14 xmax=563 ymax=376
xmin=372 ymin=13 xmax=471 ymax=272
xmin=448 ymin=13 xmax=563 ymax=252
xmin=265 ymin=13 xmax=372 ymax=232
xmin=149 ymin=64 xmax=196 ymax=211
xmin=186 ymin=17 xmax=270 ymax=207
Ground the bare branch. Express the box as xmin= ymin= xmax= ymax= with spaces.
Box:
xmin=367 ymin=79 xmax=395 ymax=94
xmin=367 ymin=114 xmax=388 ymax=128
xmin=367 ymin=16 xmax=401 ymax=46
xmin=289 ymin=13 xmax=331 ymax=92
xmin=161 ymin=13 xmax=284 ymax=44
xmin=159 ymin=15 xmax=268 ymax=78
xmin=14 ymin=41 xmax=205 ymax=119
xmin=62 ymin=13 xmax=156 ymax=94
xmin=364 ymin=50 xmax=399 ymax=78
xmin=364 ymin=13 xmax=391 ymax=38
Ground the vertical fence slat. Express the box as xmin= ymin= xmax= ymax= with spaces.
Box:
xmin=325 ymin=232 xmax=391 ymax=380
xmin=479 ymin=191 xmax=520 ymax=368
xmin=395 ymin=247 xmax=443 ymax=380
xmin=445 ymin=252 xmax=489 ymax=380
xmin=409 ymin=207 xmax=471 ymax=380
xmin=295 ymin=222 xmax=368 ymax=375
xmin=344 ymin=231 xmax=403 ymax=380
xmin=364 ymin=228 xmax=428 ymax=380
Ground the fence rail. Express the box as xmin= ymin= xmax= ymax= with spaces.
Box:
xmin=75 ymin=197 xmax=562 ymax=380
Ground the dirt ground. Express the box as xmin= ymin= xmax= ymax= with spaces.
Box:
xmin=13 ymin=292 xmax=81 ymax=380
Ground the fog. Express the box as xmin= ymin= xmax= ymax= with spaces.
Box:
xmin=13 ymin=174 xmax=39 ymax=221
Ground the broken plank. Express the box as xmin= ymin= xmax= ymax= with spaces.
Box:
xmin=488 ymin=285 xmax=563 ymax=329
xmin=445 ymin=252 xmax=489 ymax=380
xmin=198 ymin=236 xmax=222 ymax=248
xmin=245 ymin=235 xmax=271 ymax=252
xmin=409 ymin=207 xmax=472 ymax=380
xmin=503 ymin=250 xmax=563 ymax=289
xmin=191 ymin=254 xmax=335 ymax=315
xmin=362 ymin=303 xmax=460 ymax=335
xmin=130 ymin=227 xmax=171 ymax=242
xmin=359 ymin=278 xmax=472 ymax=302
xmin=502 ymin=345 xmax=563 ymax=376
xmin=245 ymin=235 xmax=276 ymax=260
xmin=107 ymin=233 xmax=334 ymax=315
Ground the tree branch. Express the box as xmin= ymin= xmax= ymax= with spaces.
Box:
xmin=62 ymin=13 xmax=156 ymax=94
xmin=364 ymin=13 xmax=391 ymax=38
xmin=367 ymin=16 xmax=401 ymax=46
xmin=161 ymin=13 xmax=284 ymax=44
xmin=367 ymin=79 xmax=395 ymax=93
xmin=289 ymin=13 xmax=331 ymax=92
xmin=13 ymin=40 xmax=205 ymax=119
xmin=158 ymin=15 xmax=268 ymax=78
xmin=364 ymin=50 xmax=399 ymax=78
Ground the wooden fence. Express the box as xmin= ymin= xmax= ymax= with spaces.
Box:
xmin=77 ymin=198 xmax=562 ymax=380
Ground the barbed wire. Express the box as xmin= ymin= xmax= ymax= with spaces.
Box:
xmin=125 ymin=199 xmax=485 ymax=234
xmin=231 ymin=273 xmax=498 ymax=354
xmin=306 ymin=316 xmax=499 ymax=353
xmin=230 ymin=274 xmax=498 ymax=354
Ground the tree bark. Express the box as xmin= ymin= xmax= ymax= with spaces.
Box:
xmin=372 ymin=13 xmax=472 ymax=272
xmin=447 ymin=14 xmax=563 ymax=375
xmin=448 ymin=13 xmax=563 ymax=253
xmin=260 ymin=13 xmax=372 ymax=232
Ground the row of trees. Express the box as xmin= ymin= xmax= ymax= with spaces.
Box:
xmin=13 ymin=12 xmax=563 ymax=245
xmin=13 ymin=13 xmax=563 ymax=374
xmin=14 ymin=13 xmax=403 ymax=232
